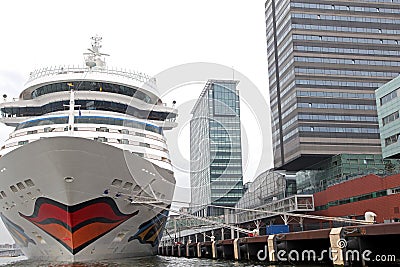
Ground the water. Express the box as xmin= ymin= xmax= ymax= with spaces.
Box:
xmin=0 ymin=256 xmax=319 ymax=267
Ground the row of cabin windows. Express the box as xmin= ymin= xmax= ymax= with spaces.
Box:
xmin=15 ymin=136 xmax=164 ymax=152
xmin=31 ymin=81 xmax=153 ymax=104
xmin=11 ymin=126 xmax=164 ymax=144
xmin=1 ymin=100 xmax=171 ymax=121
xmin=15 ymin=116 xmax=163 ymax=135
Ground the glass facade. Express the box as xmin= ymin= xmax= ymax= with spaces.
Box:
xmin=190 ymin=80 xmax=243 ymax=216
xmin=266 ymin=0 xmax=400 ymax=171
xmin=31 ymin=81 xmax=153 ymax=103
xmin=235 ymin=170 xmax=296 ymax=210
xmin=296 ymin=154 xmax=400 ymax=193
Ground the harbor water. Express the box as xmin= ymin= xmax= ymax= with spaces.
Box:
xmin=0 ymin=256 xmax=320 ymax=267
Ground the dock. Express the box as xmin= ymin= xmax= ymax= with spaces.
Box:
xmin=158 ymin=222 xmax=400 ymax=266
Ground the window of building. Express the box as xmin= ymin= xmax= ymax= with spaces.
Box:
xmin=385 ymin=133 xmax=400 ymax=146
xmin=380 ymin=89 xmax=398 ymax=105
xmin=382 ymin=111 xmax=399 ymax=126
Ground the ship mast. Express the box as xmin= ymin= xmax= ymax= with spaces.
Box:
xmin=64 ymin=83 xmax=80 ymax=135
xmin=84 ymin=36 xmax=110 ymax=68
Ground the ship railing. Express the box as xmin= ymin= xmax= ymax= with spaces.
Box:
xmin=26 ymin=65 xmax=157 ymax=88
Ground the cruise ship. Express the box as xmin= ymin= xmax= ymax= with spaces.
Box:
xmin=0 ymin=37 xmax=177 ymax=261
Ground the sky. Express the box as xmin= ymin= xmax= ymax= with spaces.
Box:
xmin=0 ymin=1 xmax=272 ymax=243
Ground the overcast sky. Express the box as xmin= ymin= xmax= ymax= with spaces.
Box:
xmin=0 ymin=1 xmax=272 ymax=243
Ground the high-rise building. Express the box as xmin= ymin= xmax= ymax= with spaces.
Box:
xmin=190 ymin=80 xmax=243 ymax=216
xmin=266 ymin=0 xmax=400 ymax=171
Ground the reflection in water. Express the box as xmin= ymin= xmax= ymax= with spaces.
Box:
xmin=1 ymin=256 xmax=321 ymax=267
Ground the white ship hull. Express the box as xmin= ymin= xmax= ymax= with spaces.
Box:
xmin=0 ymin=137 xmax=175 ymax=262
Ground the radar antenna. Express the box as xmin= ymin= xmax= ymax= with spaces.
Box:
xmin=84 ymin=35 xmax=110 ymax=68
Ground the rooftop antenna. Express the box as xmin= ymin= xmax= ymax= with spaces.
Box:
xmin=83 ymin=35 xmax=110 ymax=68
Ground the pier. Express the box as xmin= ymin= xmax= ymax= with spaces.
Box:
xmin=158 ymin=222 xmax=400 ymax=266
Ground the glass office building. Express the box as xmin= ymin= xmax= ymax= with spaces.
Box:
xmin=190 ymin=80 xmax=243 ymax=216
xmin=266 ymin=0 xmax=400 ymax=171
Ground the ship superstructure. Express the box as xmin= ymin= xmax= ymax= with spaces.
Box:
xmin=0 ymin=37 xmax=177 ymax=261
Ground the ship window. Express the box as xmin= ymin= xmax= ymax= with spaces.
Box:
xmin=135 ymin=132 xmax=145 ymax=137
xmin=44 ymin=127 xmax=54 ymax=132
xmin=132 ymin=185 xmax=141 ymax=192
xmin=94 ymin=137 xmax=108 ymax=142
xmin=132 ymin=152 xmax=144 ymax=157
xmin=10 ymin=185 xmax=18 ymax=193
xmin=111 ymin=179 xmax=123 ymax=187
xmin=17 ymin=140 xmax=28 ymax=145
xmin=120 ymin=129 xmax=129 ymax=134
xmin=24 ymin=179 xmax=35 ymax=187
xmin=96 ymin=127 xmax=109 ymax=132
xmin=139 ymin=142 xmax=150 ymax=148
xmin=16 ymin=182 xmax=25 ymax=190
xmin=27 ymin=130 xmax=38 ymax=135
xmin=123 ymin=182 xmax=133 ymax=190
xmin=118 ymin=139 xmax=129 ymax=144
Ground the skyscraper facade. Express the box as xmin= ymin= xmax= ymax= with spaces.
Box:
xmin=266 ymin=0 xmax=400 ymax=171
xmin=190 ymin=80 xmax=243 ymax=216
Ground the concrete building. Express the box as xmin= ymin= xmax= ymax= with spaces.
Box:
xmin=266 ymin=0 xmax=400 ymax=171
xmin=190 ymin=80 xmax=243 ymax=216
xmin=313 ymin=173 xmax=400 ymax=224
xmin=376 ymin=75 xmax=400 ymax=159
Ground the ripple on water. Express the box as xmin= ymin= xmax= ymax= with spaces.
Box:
xmin=0 ymin=255 xmax=323 ymax=267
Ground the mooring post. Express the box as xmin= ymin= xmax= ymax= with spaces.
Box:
xmin=212 ymin=240 xmax=217 ymax=259
xmin=268 ymin=234 xmax=276 ymax=262
xmin=233 ymin=238 xmax=240 ymax=260
xmin=186 ymin=239 xmax=190 ymax=257
xmin=197 ymin=242 xmax=201 ymax=258
xmin=330 ymin=227 xmax=345 ymax=266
